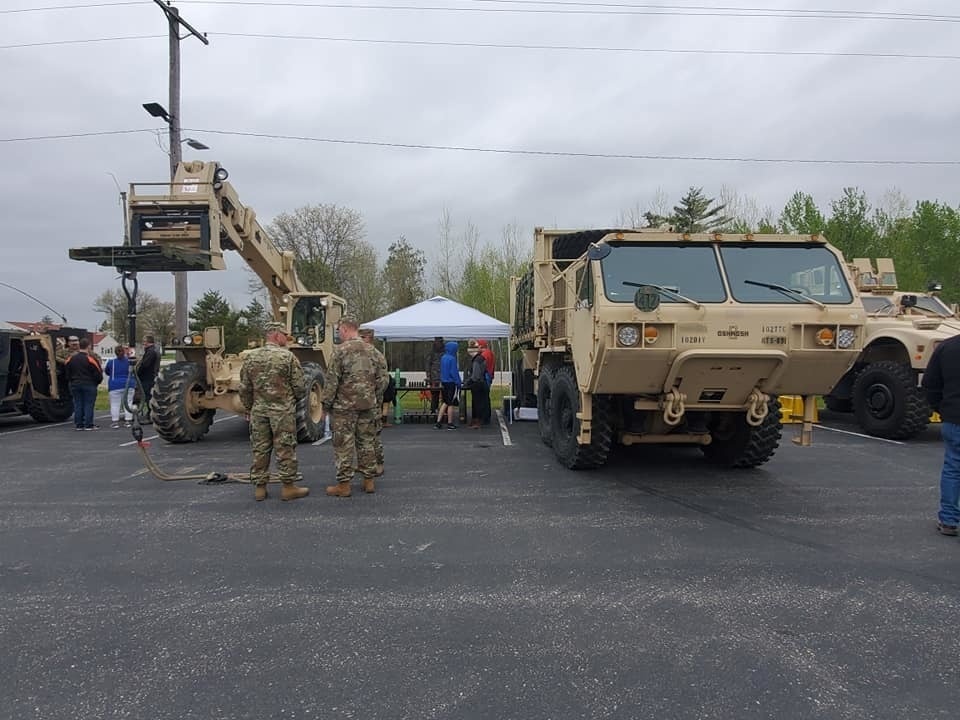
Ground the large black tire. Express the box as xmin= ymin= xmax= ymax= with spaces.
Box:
xmin=823 ymin=394 xmax=853 ymax=414
xmin=550 ymin=365 xmax=614 ymax=469
xmin=701 ymin=398 xmax=782 ymax=469
xmin=150 ymin=362 xmax=215 ymax=443
xmin=851 ymin=360 xmax=928 ymax=440
xmin=551 ymin=229 xmax=618 ymax=261
xmin=537 ymin=364 xmax=557 ymax=447
xmin=23 ymin=386 xmax=74 ymax=423
xmin=296 ymin=362 xmax=325 ymax=443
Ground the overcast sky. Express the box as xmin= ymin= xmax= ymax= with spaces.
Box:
xmin=1 ymin=0 xmax=957 ymax=332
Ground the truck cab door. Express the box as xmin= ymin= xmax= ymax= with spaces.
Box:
xmin=23 ymin=335 xmax=59 ymax=400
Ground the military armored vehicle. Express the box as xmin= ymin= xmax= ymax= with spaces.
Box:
xmin=70 ymin=161 xmax=345 ymax=443
xmin=0 ymin=327 xmax=88 ymax=423
xmin=511 ymin=228 xmax=866 ymax=469
xmin=823 ymin=258 xmax=960 ymax=439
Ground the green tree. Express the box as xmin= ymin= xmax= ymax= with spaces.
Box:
xmin=381 ymin=236 xmax=427 ymax=314
xmin=909 ymin=201 xmax=960 ymax=303
xmin=92 ymin=289 xmax=163 ymax=344
xmin=824 ymin=187 xmax=879 ymax=259
xmin=672 ymin=187 xmax=731 ymax=233
xmin=189 ymin=290 xmax=245 ymax=353
xmin=778 ymin=191 xmax=826 ymax=235
xmin=241 ymin=297 xmax=271 ymax=343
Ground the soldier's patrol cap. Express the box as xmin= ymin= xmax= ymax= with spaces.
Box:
xmin=67 ymin=335 xmax=79 ymax=341
xmin=339 ymin=315 xmax=359 ymax=329
xmin=358 ymin=327 xmax=374 ymax=338
xmin=264 ymin=321 xmax=285 ymax=333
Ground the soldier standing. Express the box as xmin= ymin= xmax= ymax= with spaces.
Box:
xmin=239 ymin=321 xmax=309 ymax=502
xmin=359 ymin=327 xmax=389 ymax=477
xmin=321 ymin=316 xmax=389 ymax=497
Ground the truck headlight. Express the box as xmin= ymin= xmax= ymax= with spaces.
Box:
xmin=618 ymin=325 xmax=640 ymax=347
xmin=837 ymin=328 xmax=857 ymax=349
xmin=182 ymin=334 xmax=193 ymax=345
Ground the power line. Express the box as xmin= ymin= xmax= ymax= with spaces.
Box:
xmin=177 ymin=1 xmax=960 ymax=23
xmin=0 ymin=129 xmax=156 ymax=142
xmin=0 ymin=1 xmax=147 ymax=12
xmin=2 ymin=126 xmax=956 ymax=165
xmin=184 ymin=128 xmax=960 ymax=166
xmin=207 ymin=32 xmax=960 ymax=61
xmin=3 ymin=31 xmax=956 ymax=61
xmin=0 ymin=35 xmax=163 ymax=49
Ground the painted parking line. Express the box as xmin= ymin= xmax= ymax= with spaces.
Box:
xmin=812 ymin=424 xmax=905 ymax=445
xmin=118 ymin=414 xmax=241 ymax=447
xmin=0 ymin=413 xmax=112 ymax=437
xmin=496 ymin=409 xmax=513 ymax=446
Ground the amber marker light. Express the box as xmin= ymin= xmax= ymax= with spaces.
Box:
xmin=643 ymin=326 xmax=659 ymax=344
xmin=815 ymin=328 xmax=835 ymax=346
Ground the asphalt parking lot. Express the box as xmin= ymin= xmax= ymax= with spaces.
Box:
xmin=1 ymin=409 xmax=958 ymax=720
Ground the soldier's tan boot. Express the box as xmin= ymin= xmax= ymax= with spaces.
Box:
xmin=281 ymin=483 xmax=309 ymax=502
xmin=325 ymin=481 xmax=352 ymax=498
xmin=254 ymin=484 xmax=269 ymax=502
xmin=363 ymin=477 xmax=376 ymax=494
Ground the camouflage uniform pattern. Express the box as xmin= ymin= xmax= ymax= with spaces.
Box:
xmin=371 ymin=344 xmax=387 ymax=465
xmin=322 ymin=337 xmax=389 ymax=482
xmin=239 ymin=342 xmax=306 ymax=486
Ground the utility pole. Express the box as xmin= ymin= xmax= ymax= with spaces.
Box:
xmin=153 ymin=0 xmax=208 ymax=342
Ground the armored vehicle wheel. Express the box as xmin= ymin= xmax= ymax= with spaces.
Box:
xmin=150 ymin=361 xmax=215 ymax=443
xmin=551 ymin=365 xmax=613 ymax=469
xmin=537 ymin=364 xmax=557 ymax=447
xmin=701 ymin=398 xmax=782 ymax=469
xmin=823 ymin=394 xmax=853 ymax=413
xmin=851 ymin=360 xmax=928 ymax=440
xmin=23 ymin=386 xmax=74 ymax=423
xmin=296 ymin=362 xmax=325 ymax=442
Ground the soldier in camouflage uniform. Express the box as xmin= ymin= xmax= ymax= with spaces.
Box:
xmin=359 ymin=327 xmax=388 ymax=477
xmin=321 ymin=316 xmax=389 ymax=497
xmin=239 ymin=321 xmax=309 ymax=502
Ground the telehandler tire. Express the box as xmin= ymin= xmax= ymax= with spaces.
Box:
xmin=851 ymin=360 xmax=928 ymax=440
xmin=150 ymin=361 xmax=215 ymax=443
xmin=700 ymin=398 xmax=782 ymax=469
xmin=296 ymin=362 xmax=325 ymax=443
xmin=23 ymin=386 xmax=74 ymax=423
xmin=550 ymin=365 xmax=613 ymax=469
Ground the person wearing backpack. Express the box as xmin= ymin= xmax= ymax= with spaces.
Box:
xmin=466 ymin=339 xmax=490 ymax=430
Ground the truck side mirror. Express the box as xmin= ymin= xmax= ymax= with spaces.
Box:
xmin=587 ymin=242 xmax=611 ymax=261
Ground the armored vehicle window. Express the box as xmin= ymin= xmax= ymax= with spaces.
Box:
xmin=291 ymin=298 xmax=327 ymax=339
xmin=862 ymin=296 xmax=894 ymax=313
xmin=600 ymin=244 xmax=726 ymax=303
xmin=721 ymin=245 xmax=854 ymax=304
xmin=915 ymin=296 xmax=953 ymax=316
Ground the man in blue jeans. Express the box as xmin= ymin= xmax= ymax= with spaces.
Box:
xmin=65 ymin=338 xmax=103 ymax=430
xmin=922 ymin=334 xmax=960 ymax=536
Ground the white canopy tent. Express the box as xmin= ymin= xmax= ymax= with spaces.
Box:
xmin=360 ymin=296 xmax=510 ymax=341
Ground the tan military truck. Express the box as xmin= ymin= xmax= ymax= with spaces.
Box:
xmin=0 ymin=327 xmax=88 ymax=423
xmin=70 ymin=161 xmax=345 ymax=443
xmin=822 ymin=258 xmax=960 ymax=439
xmin=510 ymin=228 xmax=866 ymax=469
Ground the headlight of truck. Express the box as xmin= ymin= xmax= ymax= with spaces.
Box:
xmin=618 ymin=325 xmax=640 ymax=347
xmin=182 ymin=334 xmax=193 ymax=345
xmin=837 ymin=328 xmax=857 ymax=349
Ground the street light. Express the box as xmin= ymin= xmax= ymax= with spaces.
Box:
xmin=142 ymin=101 xmax=172 ymax=124
xmin=184 ymin=138 xmax=209 ymax=150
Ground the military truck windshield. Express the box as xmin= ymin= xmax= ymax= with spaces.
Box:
xmin=916 ymin=296 xmax=953 ymax=316
xmin=600 ymin=244 xmax=727 ymax=303
xmin=862 ymin=296 xmax=895 ymax=314
xmin=720 ymin=245 xmax=854 ymax=304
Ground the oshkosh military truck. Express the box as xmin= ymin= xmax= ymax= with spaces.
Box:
xmin=823 ymin=258 xmax=960 ymax=439
xmin=511 ymin=228 xmax=866 ymax=469
xmin=70 ymin=161 xmax=345 ymax=443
